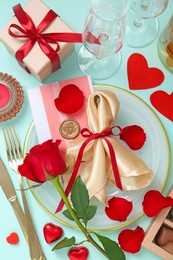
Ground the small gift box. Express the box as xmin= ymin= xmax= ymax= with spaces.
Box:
xmin=0 ymin=0 xmax=81 ymax=81
xmin=142 ymin=186 xmax=173 ymax=260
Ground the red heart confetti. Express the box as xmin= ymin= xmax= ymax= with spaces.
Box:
xmin=43 ymin=223 xmax=63 ymax=244
xmin=127 ymin=53 xmax=164 ymax=90
xmin=105 ymin=197 xmax=133 ymax=222
xmin=68 ymin=247 xmax=89 ymax=260
xmin=150 ymin=90 xmax=173 ymax=121
xmin=142 ymin=190 xmax=173 ymax=217
xmin=6 ymin=232 xmax=19 ymax=245
xmin=54 ymin=84 xmax=85 ymax=114
xmin=118 ymin=226 xmax=145 ymax=253
xmin=120 ymin=125 xmax=146 ymax=150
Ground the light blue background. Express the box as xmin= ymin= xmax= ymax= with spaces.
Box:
xmin=0 ymin=0 xmax=173 ymax=259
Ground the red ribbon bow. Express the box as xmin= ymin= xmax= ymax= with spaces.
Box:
xmin=56 ymin=126 xmax=123 ymax=213
xmin=8 ymin=4 xmax=82 ymax=73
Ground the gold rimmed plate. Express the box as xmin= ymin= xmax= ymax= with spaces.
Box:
xmin=23 ymin=85 xmax=170 ymax=231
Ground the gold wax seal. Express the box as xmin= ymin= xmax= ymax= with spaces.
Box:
xmin=59 ymin=119 xmax=80 ymax=139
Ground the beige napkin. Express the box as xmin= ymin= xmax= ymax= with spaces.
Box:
xmin=64 ymin=90 xmax=154 ymax=205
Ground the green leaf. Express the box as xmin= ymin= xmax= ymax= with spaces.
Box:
xmin=62 ymin=209 xmax=74 ymax=221
xmin=71 ymin=176 xmax=89 ymax=215
xmin=69 ymin=176 xmax=97 ymax=224
xmin=62 ymin=209 xmax=75 ymax=221
xmin=95 ymin=234 xmax=126 ymax=260
xmin=52 ymin=236 xmax=76 ymax=251
xmin=84 ymin=205 xmax=97 ymax=221
xmin=62 ymin=208 xmax=81 ymax=221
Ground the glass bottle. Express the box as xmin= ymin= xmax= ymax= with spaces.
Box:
xmin=158 ymin=15 xmax=173 ymax=73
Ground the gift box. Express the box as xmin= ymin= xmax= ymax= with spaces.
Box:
xmin=0 ymin=0 xmax=79 ymax=81
xmin=142 ymin=186 xmax=173 ymax=260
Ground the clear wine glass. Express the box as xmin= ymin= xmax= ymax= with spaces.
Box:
xmin=78 ymin=0 xmax=128 ymax=80
xmin=124 ymin=0 xmax=169 ymax=48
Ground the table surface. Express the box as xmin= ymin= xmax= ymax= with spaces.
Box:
xmin=0 ymin=1 xmax=173 ymax=259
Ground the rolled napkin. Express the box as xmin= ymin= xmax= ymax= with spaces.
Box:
xmin=63 ymin=90 xmax=154 ymax=206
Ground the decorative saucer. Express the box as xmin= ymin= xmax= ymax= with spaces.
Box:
xmin=0 ymin=72 xmax=24 ymax=122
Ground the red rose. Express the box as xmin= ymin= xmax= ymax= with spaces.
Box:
xmin=18 ymin=139 xmax=66 ymax=183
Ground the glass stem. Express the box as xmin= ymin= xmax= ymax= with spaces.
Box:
xmin=133 ymin=17 xmax=143 ymax=28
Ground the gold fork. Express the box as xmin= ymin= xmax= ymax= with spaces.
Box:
xmin=3 ymin=126 xmax=46 ymax=260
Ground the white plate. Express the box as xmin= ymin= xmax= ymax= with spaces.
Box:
xmin=24 ymin=84 xmax=170 ymax=231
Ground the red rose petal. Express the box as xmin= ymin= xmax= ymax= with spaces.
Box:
xmin=54 ymin=84 xmax=84 ymax=114
xmin=142 ymin=190 xmax=173 ymax=217
xmin=120 ymin=125 xmax=146 ymax=150
xmin=68 ymin=246 xmax=89 ymax=260
xmin=118 ymin=226 xmax=145 ymax=253
xmin=105 ymin=197 xmax=133 ymax=222
xmin=6 ymin=232 xmax=19 ymax=245
xmin=43 ymin=223 xmax=63 ymax=244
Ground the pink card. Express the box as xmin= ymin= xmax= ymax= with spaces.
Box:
xmin=27 ymin=75 xmax=93 ymax=154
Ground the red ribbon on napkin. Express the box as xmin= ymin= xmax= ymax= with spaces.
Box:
xmin=56 ymin=126 xmax=123 ymax=213
xmin=8 ymin=4 xmax=83 ymax=73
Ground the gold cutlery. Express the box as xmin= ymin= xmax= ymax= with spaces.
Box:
xmin=3 ymin=126 xmax=46 ymax=260
xmin=0 ymin=157 xmax=28 ymax=241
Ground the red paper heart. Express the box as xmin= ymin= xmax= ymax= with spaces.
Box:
xmin=68 ymin=247 xmax=89 ymax=260
xmin=43 ymin=223 xmax=63 ymax=244
xmin=54 ymin=84 xmax=85 ymax=114
xmin=150 ymin=90 xmax=173 ymax=121
xmin=6 ymin=232 xmax=19 ymax=244
xmin=127 ymin=53 xmax=164 ymax=90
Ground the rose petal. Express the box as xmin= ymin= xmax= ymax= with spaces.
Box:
xmin=120 ymin=125 xmax=146 ymax=150
xmin=105 ymin=197 xmax=133 ymax=222
xmin=142 ymin=190 xmax=173 ymax=217
xmin=54 ymin=84 xmax=85 ymax=114
xmin=118 ymin=226 xmax=145 ymax=253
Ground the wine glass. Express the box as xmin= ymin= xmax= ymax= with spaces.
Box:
xmin=78 ymin=0 xmax=128 ymax=80
xmin=124 ymin=0 xmax=169 ymax=48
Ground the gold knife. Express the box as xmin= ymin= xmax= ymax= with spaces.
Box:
xmin=0 ymin=157 xmax=28 ymax=243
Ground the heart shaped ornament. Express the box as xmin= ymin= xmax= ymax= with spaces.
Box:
xmin=150 ymin=90 xmax=173 ymax=121
xmin=68 ymin=247 xmax=89 ymax=260
xmin=6 ymin=232 xmax=19 ymax=244
xmin=43 ymin=223 xmax=63 ymax=244
xmin=127 ymin=53 xmax=164 ymax=90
